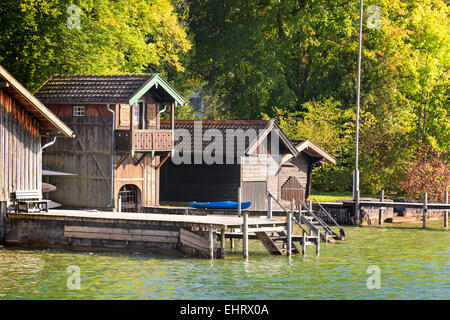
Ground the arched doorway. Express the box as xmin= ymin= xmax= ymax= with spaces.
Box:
xmin=118 ymin=184 xmax=140 ymax=212
xmin=280 ymin=176 xmax=305 ymax=208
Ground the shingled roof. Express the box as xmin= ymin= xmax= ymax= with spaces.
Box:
xmin=34 ymin=74 xmax=185 ymax=106
xmin=0 ymin=65 xmax=74 ymax=137
xmin=161 ymin=120 xmax=298 ymax=157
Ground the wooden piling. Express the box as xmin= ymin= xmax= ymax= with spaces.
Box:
xmin=316 ymin=230 xmax=320 ymax=256
xmin=444 ymin=191 xmax=448 ymax=229
xmin=243 ymin=212 xmax=248 ymax=259
xmin=298 ymin=201 xmax=302 ymax=221
xmin=267 ymin=195 xmax=272 ymax=219
xmin=0 ymin=201 xmax=6 ymax=244
xmin=208 ymin=224 xmax=214 ymax=259
xmin=287 ymin=199 xmax=293 ymax=256
xmin=238 ymin=187 xmax=242 ymax=217
xmin=379 ymin=190 xmax=384 ymax=225
xmin=301 ymin=230 xmax=306 ymax=255
xmin=423 ymin=193 xmax=428 ymax=229
xmin=220 ymin=228 xmax=225 ymax=258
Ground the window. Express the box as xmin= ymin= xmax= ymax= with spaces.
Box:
xmin=132 ymin=99 xmax=145 ymax=127
xmin=73 ymin=105 xmax=85 ymax=117
xmin=133 ymin=103 xmax=140 ymax=124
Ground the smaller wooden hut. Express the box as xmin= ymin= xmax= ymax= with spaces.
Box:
xmin=0 ymin=65 xmax=74 ymax=210
xmin=159 ymin=120 xmax=335 ymax=210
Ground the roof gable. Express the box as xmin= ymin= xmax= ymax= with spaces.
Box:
xmin=34 ymin=73 xmax=185 ymax=106
xmin=0 ymin=65 xmax=74 ymax=137
xmin=160 ymin=120 xmax=298 ymax=157
xmin=282 ymin=140 xmax=336 ymax=165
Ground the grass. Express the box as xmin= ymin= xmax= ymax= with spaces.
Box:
xmin=309 ymin=192 xmax=374 ymax=202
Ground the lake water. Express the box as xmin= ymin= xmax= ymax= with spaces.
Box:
xmin=0 ymin=220 xmax=448 ymax=299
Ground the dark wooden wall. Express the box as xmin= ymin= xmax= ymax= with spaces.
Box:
xmin=160 ymin=156 xmax=241 ymax=202
xmin=279 ymin=154 xmax=317 ymax=201
xmin=43 ymin=104 xmax=113 ymax=208
xmin=0 ymin=88 xmax=41 ymax=202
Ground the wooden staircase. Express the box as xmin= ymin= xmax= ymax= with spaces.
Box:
xmin=295 ymin=199 xmax=346 ymax=243
xmin=227 ymin=227 xmax=319 ymax=256
xmin=224 ymin=196 xmax=346 ymax=257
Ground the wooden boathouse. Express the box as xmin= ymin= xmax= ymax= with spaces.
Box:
xmin=0 ymin=65 xmax=74 ymax=214
xmin=34 ymin=74 xmax=185 ymax=211
xmin=159 ymin=120 xmax=335 ymax=210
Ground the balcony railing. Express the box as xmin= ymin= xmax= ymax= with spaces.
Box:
xmin=115 ymin=129 xmax=173 ymax=152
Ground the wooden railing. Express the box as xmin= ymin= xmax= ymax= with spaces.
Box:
xmin=115 ymin=129 xmax=173 ymax=152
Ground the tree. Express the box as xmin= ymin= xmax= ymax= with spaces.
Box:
xmin=0 ymin=0 xmax=192 ymax=91
xmin=188 ymin=0 xmax=449 ymax=196
xmin=400 ymin=146 xmax=450 ymax=201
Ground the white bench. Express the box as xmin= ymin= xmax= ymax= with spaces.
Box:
xmin=15 ymin=189 xmax=50 ymax=213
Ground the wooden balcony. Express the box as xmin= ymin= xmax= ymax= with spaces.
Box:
xmin=115 ymin=129 xmax=173 ymax=152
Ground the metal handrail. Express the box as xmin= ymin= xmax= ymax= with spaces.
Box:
xmin=299 ymin=200 xmax=336 ymax=237
xmin=312 ymin=197 xmax=346 ymax=238
xmin=267 ymin=192 xmax=310 ymax=235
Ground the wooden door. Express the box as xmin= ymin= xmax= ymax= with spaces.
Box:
xmin=118 ymin=184 xmax=140 ymax=212
xmin=280 ymin=176 xmax=305 ymax=207
xmin=242 ymin=181 xmax=267 ymax=211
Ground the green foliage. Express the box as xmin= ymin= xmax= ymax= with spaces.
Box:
xmin=0 ymin=0 xmax=192 ymax=91
xmin=188 ymin=0 xmax=449 ymax=197
xmin=0 ymin=0 xmax=447 ymax=198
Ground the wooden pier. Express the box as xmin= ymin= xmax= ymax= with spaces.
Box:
xmin=2 ymin=188 xmax=345 ymax=259
xmin=4 ymin=209 xmax=304 ymax=259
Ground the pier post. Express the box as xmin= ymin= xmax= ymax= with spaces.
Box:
xmin=422 ymin=193 xmax=428 ymax=229
xmin=0 ymin=201 xmax=6 ymax=245
xmin=316 ymin=230 xmax=320 ymax=256
xmin=267 ymin=195 xmax=272 ymax=219
xmin=444 ymin=191 xmax=448 ymax=229
xmin=238 ymin=187 xmax=242 ymax=217
xmin=220 ymin=228 xmax=225 ymax=258
xmin=287 ymin=199 xmax=293 ymax=256
xmin=298 ymin=201 xmax=302 ymax=221
xmin=243 ymin=212 xmax=248 ymax=259
xmin=301 ymin=230 xmax=306 ymax=255
xmin=208 ymin=224 xmax=214 ymax=259
xmin=379 ymin=190 xmax=384 ymax=225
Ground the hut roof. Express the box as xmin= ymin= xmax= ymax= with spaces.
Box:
xmin=283 ymin=140 xmax=336 ymax=165
xmin=0 ymin=65 xmax=74 ymax=137
xmin=161 ymin=120 xmax=298 ymax=157
xmin=34 ymin=74 xmax=185 ymax=106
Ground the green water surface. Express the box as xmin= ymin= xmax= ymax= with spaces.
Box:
xmin=0 ymin=220 xmax=448 ymax=299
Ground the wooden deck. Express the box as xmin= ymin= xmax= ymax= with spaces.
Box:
xmin=6 ymin=210 xmax=323 ymax=259
xmin=8 ymin=209 xmax=285 ymax=229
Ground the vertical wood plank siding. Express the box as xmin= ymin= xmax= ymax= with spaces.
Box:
xmin=43 ymin=104 xmax=113 ymax=208
xmin=0 ymin=88 xmax=41 ymax=202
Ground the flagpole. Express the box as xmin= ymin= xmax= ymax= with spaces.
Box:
xmin=354 ymin=0 xmax=363 ymax=226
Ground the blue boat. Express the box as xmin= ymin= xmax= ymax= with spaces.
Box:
xmin=189 ymin=201 xmax=252 ymax=210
